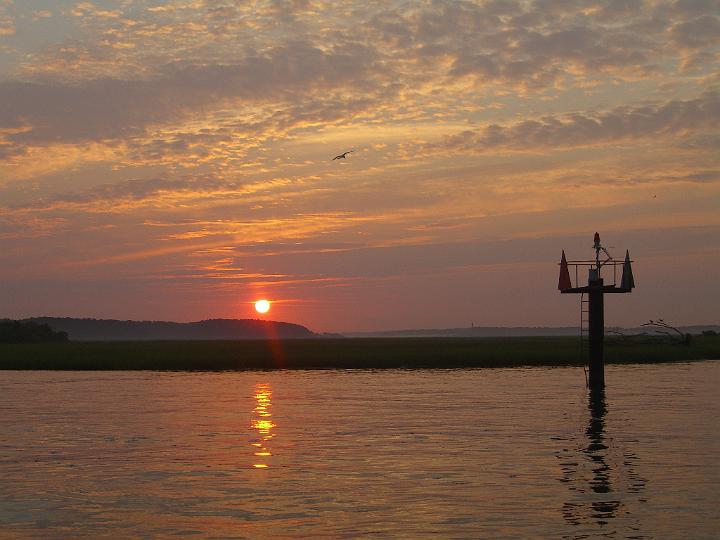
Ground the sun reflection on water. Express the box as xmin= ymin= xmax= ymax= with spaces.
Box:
xmin=251 ymin=383 xmax=275 ymax=469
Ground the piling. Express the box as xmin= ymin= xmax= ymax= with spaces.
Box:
xmin=587 ymin=278 xmax=605 ymax=389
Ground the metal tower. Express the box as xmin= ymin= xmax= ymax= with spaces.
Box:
xmin=558 ymin=233 xmax=635 ymax=389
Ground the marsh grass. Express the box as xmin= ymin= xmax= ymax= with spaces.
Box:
xmin=1 ymin=335 xmax=719 ymax=370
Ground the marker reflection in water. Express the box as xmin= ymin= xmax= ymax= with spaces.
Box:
xmin=557 ymin=387 xmax=648 ymax=539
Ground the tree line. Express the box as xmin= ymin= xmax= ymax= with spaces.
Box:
xmin=0 ymin=320 xmax=69 ymax=343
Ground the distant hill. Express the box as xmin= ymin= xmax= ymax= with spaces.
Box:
xmin=345 ymin=326 xmax=580 ymax=338
xmin=27 ymin=318 xmax=317 ymax=341
xmin=344 ymin=325 xmax=720 ymax=338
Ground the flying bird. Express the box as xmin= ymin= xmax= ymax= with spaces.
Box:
xmin=332 ymin=150 xmax=354 ymax=161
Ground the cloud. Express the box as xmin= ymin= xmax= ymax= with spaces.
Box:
xmin=168 ymin=223 xmax=720 ymax=285
xmin=2 ymin=0 xmax=718 ymax=171
xmin=0 ymin=0 xmax=13 ymax=36
xmin=448 ymin=23 xmax=656 ymax=91
xmin=1 ymin=174 xmax=294 ymax=214
xmin=671 ymin=15 xmax=720 ymax=49
xmin=0 ymin=40 xmax=381 ymax=153
xmin=557 ymin=169 xmax=720 ymax=187
xmin=421 ymin=90 xmax=720 ymax=154
xmin=363 ymin=0 xmax=687 ymax=93
xmin=0 ymin=213 xmax=67 ymax=239
xmin=0 ymin=18 xmax=13 ymax=35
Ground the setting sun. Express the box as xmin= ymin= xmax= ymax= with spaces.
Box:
xmin=254 ymin=299 xmax=271 ymax=314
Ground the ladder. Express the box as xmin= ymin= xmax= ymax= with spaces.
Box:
xmin=580 ymin=293 xmax=589 ymax=344
xmin=579 ymin=293 xmax=590 ymax=386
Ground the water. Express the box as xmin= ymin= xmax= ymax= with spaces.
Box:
xmin=0 ymin=362 xmax=718 ymax=538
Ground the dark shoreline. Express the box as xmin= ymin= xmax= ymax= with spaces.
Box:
xmin=2 ymin=336 xmax=719 ymax=371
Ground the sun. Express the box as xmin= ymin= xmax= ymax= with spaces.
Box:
xmin=254 ymin=299 xmax=271 ymax=314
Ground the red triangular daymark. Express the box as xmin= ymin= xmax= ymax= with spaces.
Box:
xmin=621 ymin=250 xmax=635 ymax=290
xmin=558 ymin=250 xmax=572 ymax=290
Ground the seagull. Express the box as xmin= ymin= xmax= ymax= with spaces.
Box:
xmin=332 ymin=150 xmax=354 ymax=161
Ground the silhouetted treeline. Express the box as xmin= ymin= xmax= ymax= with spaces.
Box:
xmin=0 ymin=320 xmax=68 ymax=343
xmin=26 ymin=317 xmax=317 ymax=341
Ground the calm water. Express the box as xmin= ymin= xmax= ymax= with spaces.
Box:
xmin=0 ymin=362 xmax=718 ymax=539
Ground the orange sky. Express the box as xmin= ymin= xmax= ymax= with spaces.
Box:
xmin=1 ymin=0 xmax=718 ymax=332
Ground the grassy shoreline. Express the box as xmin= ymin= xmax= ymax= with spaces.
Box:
xmin=1 ymin=336 xmax=719 ymax=370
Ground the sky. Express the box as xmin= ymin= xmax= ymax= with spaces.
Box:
xmin=0 ymin=0 xmax=718 ymax=333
